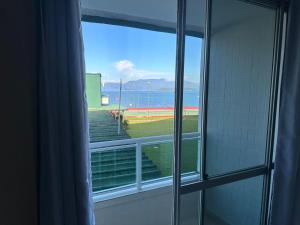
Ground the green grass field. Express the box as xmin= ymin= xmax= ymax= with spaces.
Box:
xmin=125 ymin=115 xmax=199 ymax=178
xmin=125 ymin=115 xmax=198 ymax=137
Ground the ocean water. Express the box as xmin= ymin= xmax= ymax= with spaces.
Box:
xmin=102 ymin=90 xmax=200 ymax=108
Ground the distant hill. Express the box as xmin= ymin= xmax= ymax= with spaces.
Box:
xmin=103 ymin=79 xmax=198 ymax=91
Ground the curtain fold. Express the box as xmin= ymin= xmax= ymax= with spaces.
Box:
xmin=37 ymin=0 xmax=94 ymax=224
xmin=270 ymin=0 xmax=300 ymax=225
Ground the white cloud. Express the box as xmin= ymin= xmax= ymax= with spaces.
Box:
xmin=115 ymin=60 xmax=134 ymax=72
xmin=114 ymin=59 xmax=172 ymax=81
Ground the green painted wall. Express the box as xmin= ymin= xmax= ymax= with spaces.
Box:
xmin=86 ymin=73 xmax=101 ymax=108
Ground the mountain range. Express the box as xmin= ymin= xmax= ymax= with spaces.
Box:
xmin=103 ymin=79 xmax=198 ymax=91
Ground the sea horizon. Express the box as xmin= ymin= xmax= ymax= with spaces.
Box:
xmin=102 ymin=90 xmax=200 ymax=108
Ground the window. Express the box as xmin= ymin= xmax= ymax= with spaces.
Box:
xmin=81 ymin=0 xmax=284 ymax=224
xmin=83 ymin=23 xmax=203 ymax=194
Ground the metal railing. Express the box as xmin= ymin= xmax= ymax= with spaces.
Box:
xmin=90 ymin=132 xmax=201 ymax=199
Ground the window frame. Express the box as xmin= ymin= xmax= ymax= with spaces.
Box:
xmin=174 ymin=1 xmax=286 ymax=225
xmin=82 ymin=18 xmax=204 ymax=201
xmin=81 ymin=0 xmax=287 ymax=224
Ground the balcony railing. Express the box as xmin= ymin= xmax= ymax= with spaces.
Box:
xmin=90 ymin=132 xmax=201 ymax=201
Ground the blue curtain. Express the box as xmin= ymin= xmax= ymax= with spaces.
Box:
xmin=37 ymin=0 xmax=95 ymax=224
xmin=270 ymin=0 xmax=300 ymax=224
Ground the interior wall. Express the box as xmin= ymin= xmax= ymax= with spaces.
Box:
xmin=0 ymin=1 xmax=37 ymax=225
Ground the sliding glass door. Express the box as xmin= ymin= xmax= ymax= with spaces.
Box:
xmin=175 ymin=0 xmax=284 ymax=225
xmin=81 ymin=0 xmax=284 ymax=224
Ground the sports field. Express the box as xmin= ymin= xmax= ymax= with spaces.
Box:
xmin=125 ymin=114 xmax=199 ymax=178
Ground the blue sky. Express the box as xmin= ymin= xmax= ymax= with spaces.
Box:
xmin=82 ymin=22 xmax=202 ymax=84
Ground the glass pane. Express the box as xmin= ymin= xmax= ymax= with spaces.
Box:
xmin=182 ymin=138 xmax=199 ymax=174
xmin=141 ymin=138 xmax=200 ymax=182
xmin=204 ymin=176 xmax=264 ymax=225
xmin=91 ymin=147 xmax=136 ymax=192
xmin=180 ymin=191 xmax=202 ymax=225
xmin=206 ymin=0 xmax=276 ymax=176
xmin=142 ymin=142 xmax=173 ymax=181
xmin=180 ymin=0 xmax=206 ymax=184
xmin=182 ymin=36 xmax=203 ymax=136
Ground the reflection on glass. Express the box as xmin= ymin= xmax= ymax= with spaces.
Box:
xmin=206 ymin=0 xmax=276 ymax=176
xmin=204 ymin=176 xmax=264 ymax=225
xmin=91 ymin=147 xmax=136 ymax=192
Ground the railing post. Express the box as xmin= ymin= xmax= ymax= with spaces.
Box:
xmin=136 ymin=143 xmax=142 ymax=191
